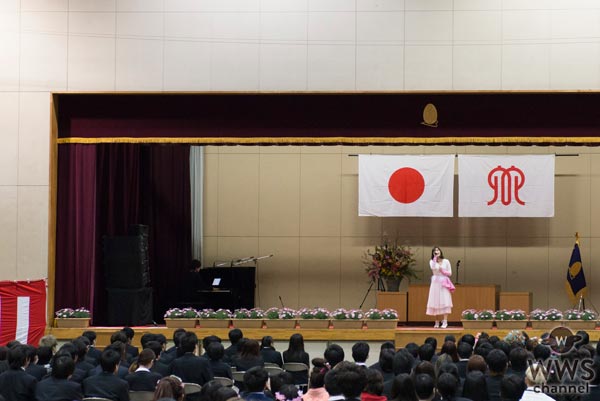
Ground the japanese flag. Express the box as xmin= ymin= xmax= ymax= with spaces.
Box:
xmin=359 ymin=155 xmax=455 ymax=217
xmin=458 ymin=155 xmax=554 ymax=217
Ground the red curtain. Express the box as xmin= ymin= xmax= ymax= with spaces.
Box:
xmin=56 ymin=144 xmax=191 ymax=324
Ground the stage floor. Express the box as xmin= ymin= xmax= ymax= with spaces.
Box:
xmin=47 ymin=324 xmax=600 ymax=349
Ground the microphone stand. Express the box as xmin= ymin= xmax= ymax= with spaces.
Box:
xmin=455 ymin=260 xmax=461 ymax=285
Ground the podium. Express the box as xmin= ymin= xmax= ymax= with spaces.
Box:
xmin=376 ymin=292 xmax=407 ymax=322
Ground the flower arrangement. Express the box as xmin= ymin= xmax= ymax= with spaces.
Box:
xmin=198 ymin=308 xmax=231 ymax=319
xmin=564 ymin=309 xmax=597 ymax=321
xmin=164 ymin=307 xmax=198 ymax=319
xmin=364 ymin=242 xmax=419 ymax=281
xmin=331 ymin=308 xmax=364 ymax=320
xmin=233 ymin=308 xmax=265 ymax=319
xmin=265 ymin=307 xmax=297 ymax=320
xmin=530 ymin=308 xmax=563 ymax=321
xmin=365 ymin=308 xmax=398 ymax=320
xmin=494 ymin=309 xmax=527 ymax=321
xmin=298 ymin=307 xmax=330 ymax=320
xmin=55 ymin=307 xmax=91 ymax=318
xmin=477 ymin=310 xmax=494 ymax=320
xmin=461 ymin=309 xmax=477 ymax=320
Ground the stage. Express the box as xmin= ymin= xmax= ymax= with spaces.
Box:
xmin=46 ymin=325 xmax=600 ymax=349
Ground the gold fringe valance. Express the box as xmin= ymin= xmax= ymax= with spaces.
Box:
xmin=57 ymin=136 xmax=600 ymax=145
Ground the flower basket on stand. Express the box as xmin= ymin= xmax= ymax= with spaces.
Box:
xmin=198 ymin=309 xmax=231 ymax=328
xmin=364 ymin=309 xmax=398 ymax=329
xmin=529 ymin=308 xmax=563 ymax=330
xmin=562 ymin=309 xmax=597 ymax=330
xmin=264 ymin=307 xmax=297 ymax=329
xmin=231 ymin=308 xmax=264 ymax=328
xmin=461 ymin=309 xmax=494 ymax=330
xmin=494 ymin=309 xmax=528 ymax=329
xmin=297 ymin=308 xmax=331 ymax=329
xmin=364 ymin=242 xmax=419 ymax=292
xmin=164 ymin=307 xmax=198 ymax=328
xmin=55 ymin=308 xmax=91 ymax=328
xmin=331 ymin=309 xmax=364 ymax=329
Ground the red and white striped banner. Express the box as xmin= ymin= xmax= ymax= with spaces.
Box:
xmin=0 ymin=280 xmax=46 ymax=345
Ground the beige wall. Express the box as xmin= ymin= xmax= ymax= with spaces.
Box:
xmin=203 ymin=145 xmax=600 ymax=312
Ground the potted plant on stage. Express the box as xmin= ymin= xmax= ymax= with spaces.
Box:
xmin=231 ymin=308 xmax=265 ymax=328
xmin=264 ymin=307 xmax=297 ymax=329
xmin=55 ymin=307 xmax=91 ymax=328
xmin=331 ymin=308 xmax=364 ymax=329
xmin=364 ymin=308 xmax=398 ymax=329
xmin=563 ymin=309 xmax=597 ymax=330
xmin=461 ymin=309 xmax=494 ymax=330
xmin=494 ymin=309 xmax=527 ymax=329
xmin=164 ymin=307 xmax=198 ymax=328
xmin=297 ymin=307 xmax=331 ymax=329
xmin=198 ymin=308 xmax=231 ymax=329
xmin=364 ymin=242 xmax=419 ymax=292
xmin=529 ymin=308 xmax=563 ymax=329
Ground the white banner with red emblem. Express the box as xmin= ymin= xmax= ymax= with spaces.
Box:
xmin=358 ymin=155 xmax=455 ymax=217
xmin=458 ymin=155 xmax=555 ymax=217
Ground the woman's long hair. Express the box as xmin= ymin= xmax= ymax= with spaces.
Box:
xmin=153 ymin=376 xmax=184 ymax=401
xmin=430 ymin=246 xmax=444 ymax=261
xmin=390 ymin=373 xmax=418 ymax=401
xmin=286 ymin=334 xmax=305 ymax=359
xmin=240 ymin=339 xmax=261 ymax=359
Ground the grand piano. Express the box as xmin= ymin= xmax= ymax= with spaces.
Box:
xmin=184 ymin=266 xmax=256 ymax=310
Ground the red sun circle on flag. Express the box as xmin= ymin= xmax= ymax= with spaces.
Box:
xmin=388 ymin=167 xmax=425 ymax=204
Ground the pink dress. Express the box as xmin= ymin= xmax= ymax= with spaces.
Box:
xmin=426 ymin=258 xmax=453 ymax=315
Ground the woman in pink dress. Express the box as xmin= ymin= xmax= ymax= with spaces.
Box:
xmin=426 ymin=246 xmax=454 ymax=328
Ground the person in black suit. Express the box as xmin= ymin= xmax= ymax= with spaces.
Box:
xmin=82 ymin=331 xmax=101 ymax=366
xmin=332 ymin=361 xmax=367 ymax=401
xmin=232 ymin=339 xmax=264 ymax=372
xmin=437 ymin=373 xmax=471 ymax=401
xmin=223 ymin=329 xmax=243 ymax=365
xmin=82 ymin=348 xmax=129 ymax=401
xmin=205 ymin=342 xmax=232 ymax=379
xmin=0 ymin=346 xmax=10 ymax=374
xmin=122 ymin=327 xmax=139 ymax=360
xmin=485 ymin=349 xmax=508 ymax=401
xmin=35 ymin=354 xmax=83 ymax=401
xmin=455 ymin=341 xmax=472 ymax=380
xmin=88 ymin=342 xmax=130 ymax=379
xmin=500 ymin=375 xmax=526 ymax=401
xmin=0 ymin=344 xmax=38 ymax=401
xmin=73 ymin=338 xmax=95 ymax=378
xmin=124 ymin=348 xmax=162 ymax=392
xmin=170 ymin=332 xmax=213 ymax=386
xmin=146 ymin=341 xmax=170 ymax=377
xmin=160 ymin=328 xmax=186 ymax=366
xmin=260 ymin=336 xmax=283 ymax=367
xmin=283 ymin=334 xmax=310 ymax=386
xmin=24 ymin=346 xmax=47 ymax=381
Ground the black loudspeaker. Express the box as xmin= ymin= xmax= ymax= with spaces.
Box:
xmin=106 ymin=287 xmax=153 ymax=326
xmin=103 ymin=235 xmax=150 ymax=288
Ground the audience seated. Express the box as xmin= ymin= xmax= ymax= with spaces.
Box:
xmin=35 ymin=354 xmax=83 ymax=401
xmin=24 ymin=345 xmax=47 ymax=381
xmin=0 ymin=344 xmax=38 ymax=401
xmin=436 ymin=372 xmax=469 ymax=401
xmin=206 ymin=342 xmax=233 ymax=379
xmin=82 ymin=348 xmax=129 ymax=401
xmin=332 ymin=362 xmax=367 ymax=401
xmin=360 ymin=369 xmax=385 ymax=401
xmin=302 ymin=358 xmax=329 ymax=401
xmin=485 ymin=349 xmax=508 ymax=401
xmin=170 ymin=332 xmax=213 ymax=389
xmin=413 ymin=373 xmax=434 ymax=401
xmin=351 ymin=342 xmax=369 ymax=367
xmin=283 ymin=334 xmax=310 ymax=385
xmin=124 ymin=348 xmax=162 ymax=392
xmin=82 ymin=331 xmax=101 ymax=365
xmin=260 ymin=336 xmax=283 ymax=367
xmin=499 ymin=375 xmax=526 ymax=401
xmin=153 ymin=376 xmax=184 ymax=401
xmin=241 ymin=366 xmax=270 ymax=401
xmin=369 ymin=342 xmax=396 ymax=372
xmin=224 ymin=329 xmax=244 ymax=365
xmin=122 ymin=327 xmax=139 ymax=361
xmin=389 ymin=373 xmax=417 ymax=401
xmin=233 ymin=339 xmax=264 ymax=372
xmin=461 ymin=371 xmax=488 ymax=401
